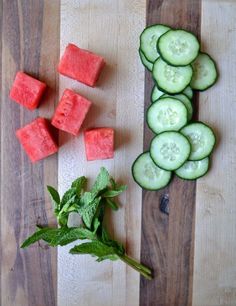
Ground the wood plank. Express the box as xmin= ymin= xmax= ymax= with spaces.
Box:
xmin=193 ymin=1 xmax=236 ymax=305
xmin=0 ymin=0 xmax=3 ymax=302
xmin=58 ymin=1 xmax=145 ymax=305
xmin=140 ymin=1 xmax=201 ymax=305
xmin=0 ymin=1 xmax=59 ymax=305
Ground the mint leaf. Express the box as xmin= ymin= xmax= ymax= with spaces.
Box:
xmin=93 ymin=218 xmax=101 ymax=233
xmin=60 ymin=188 xmax=77 ymax=209
xmin=78 ymin=197 xmax=101 ymax=228
xmin=21 ymin=228 xmax=59 ymax=248
xmin=96 ymin=254 xmax=119 ymax=262
xmin=21 ymin=227 xmax=96 ymax=248
xmin=102 ymin=186 xmax=127 ymax=198
xmin=91 ymin=167 xmax=110 ymax=197
xmin=50 ymin=227 xmax=95 ymax=246
xmin=69 ymin=241 xmax=118 ymax=258
xmin=47 ymin=186 xmax=60 ymax=211
xmin=105 ymin=198 xmax=118 ymax=210
xmin=101 ymin=227 xmax=124 ymax=255
xmin=80 ymin=191 xmax=94 ymax=206
xmin=110 ymin=177 xmax=116 ymax=189
xmin=71 ymin=176 xmax=87 ymax=196
xmin=57 ymin=193 xmax=79 ymax=227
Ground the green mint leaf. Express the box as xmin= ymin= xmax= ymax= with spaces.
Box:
xmin=102 ymin=185 xmax=127 ymax=198
xmin=47 ymin=186 xmax=60 ymax=210
xmin=96 ymin=254 xmax=119 ymax=262
xmin=59 ymin=194 xmax=77 ymax=214
xmin=105 ymin=198 xmax=119 ymax=210
xmin=80 ymin=191 xmax=94 ymax=206
xmin=21 ymin=228 xmax=59 ymax=248
xmin=69 ymin=241 xmax=118 ymax=258
xmin=101 ymin=227 xmax=124 ymax=255
xmin=110 ymin=177 xmax=116 ymax=189
xmin=50 ymin=227 xmax=95 ymax=246
xmin=93 ymin=218 xmax=101 ymax=233
xmin=60 ymin=188 xmax=77 ymax=209
xmin=21 ymin=227 xmax=96 ymax=248
xmin=91 ymin=167 xmax=110 ymax=197
xmin=71 ymin=176 xmax=87 ymax=196
xmin=78 ymin=197 xmax=101 ymax=228
xmin=58 ymin=194 xmax=79 ymax=227
xmin=57 ymin=214 xmax=68 ymax=228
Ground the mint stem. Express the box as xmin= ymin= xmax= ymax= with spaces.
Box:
xmin=119 ymin=254 xmax=152 ymax=280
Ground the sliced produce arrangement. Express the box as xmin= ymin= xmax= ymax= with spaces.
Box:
xmin=134 ymin=24 xmax=218 ymax=190
xmin=21 ymin=168 xmax=152 ymax=279
xmin=9 ymin=43 xmax=112 ymax=163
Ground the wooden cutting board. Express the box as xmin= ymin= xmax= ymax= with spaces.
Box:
xmin=1 ymin=1 xmax=236 ymax=305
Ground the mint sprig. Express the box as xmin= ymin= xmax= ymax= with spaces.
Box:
xmin=21 ymin=167 xmax=152 ymax=280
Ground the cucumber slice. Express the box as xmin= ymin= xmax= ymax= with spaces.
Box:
xmin=150 ymin=131 xmax=191 ymax=171
xmin=139 ymin=49 xmax=153 ymax=71
xmin=180 ymin=122 xmax=216 ymax=160
xmin=183 ymin=86 xmax=193 ymax=99
xmin=151 ymin=86 xmax=164 ymax=102
xmin=157 ymin=29 xmax=200 ymax=66
xmin=147 ymin=97 xmax=188 ymax=134
xmin=152 ymin=58 xmax=193 ymax=94
xmin=162 ymin=94 xmax=193 ymax=121
xmin=190 ymin=52 xmax=218 ymax=91
xmin=132 ymin=152 xmax=172 ymax=190
xmin=175 ymin=157 xmax=209 ymax=180
xmin=140 ymin=24 xmax=170 ymax=63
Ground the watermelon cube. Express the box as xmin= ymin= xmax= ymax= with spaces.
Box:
xmin=9 ymin=72 xmax=46 ymax=110
xmin=16 ymin=117 xmax=58 ymax=163
xmin=58 ymin=44 xmax=105 ymax=87
xmin=51 ymin=89 xmax=92 ymax=135
xmin=84 ymin=128 xmax=114 ymax=161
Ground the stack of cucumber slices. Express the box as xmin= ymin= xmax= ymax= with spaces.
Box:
xmin=132 ymin=24 xmax=218 ymax=191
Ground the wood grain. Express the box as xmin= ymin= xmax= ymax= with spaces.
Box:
xmin=140 ymin=1 xmax=201 ymax=305
xmin=193 ymin=1 xmax=236 ymax=305
xmin=0 ymin=1 xmax=59 ymax=305
xmin=58 ymin=1 xmax=145 ymax=306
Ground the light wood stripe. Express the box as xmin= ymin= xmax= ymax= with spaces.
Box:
xmin=193 ymin=1 xmax=236 ymax=305
xmin=58 ymin=1 xmax=145 ymax=306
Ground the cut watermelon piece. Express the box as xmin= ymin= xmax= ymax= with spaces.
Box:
xmin=58 ymin=44 xmax=105 ymax=87
xmin=84 ymin=128 xmax=114 ymax=161
xmin=9 ymin=72 xmax=46 ymax=110
xmin=51 ymin=89 xmax=92 ymax=135
xmin=16 ymin=117 xmax=58 ymax=163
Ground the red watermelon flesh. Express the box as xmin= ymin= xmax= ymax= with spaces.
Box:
xmin=16 ymin=117 xmax=58 ymax=163
xmin=58 ymin=44 xmax=105 ymax=87
xmin=9 ymin=72 xmax=46 ymax=110
xmin=84 ymin=128 xmax=114 ymax=161
xmin=51 ymin=89 xmax=92 ymax=135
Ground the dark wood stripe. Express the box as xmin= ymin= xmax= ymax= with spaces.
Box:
xmin=1 ymin=1 xmax=59 ymax=305
xmin=140 ymin=1 xmax=201 ymax=305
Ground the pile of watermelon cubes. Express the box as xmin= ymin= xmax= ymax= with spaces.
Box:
xmin=10 ymin=43 xmax=114 ymax=163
